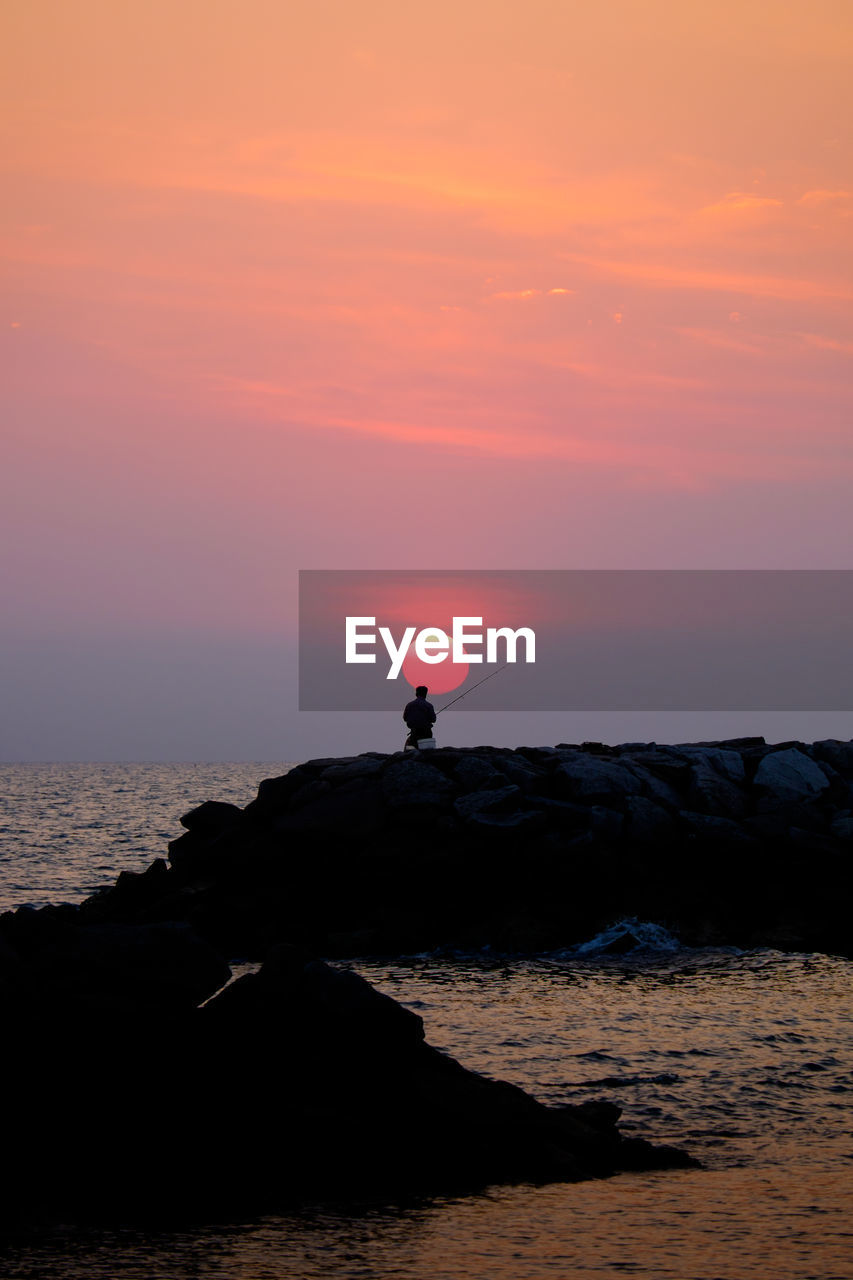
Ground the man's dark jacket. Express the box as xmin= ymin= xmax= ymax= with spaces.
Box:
xmin=403 ymin=696 xmax=436 ymax=731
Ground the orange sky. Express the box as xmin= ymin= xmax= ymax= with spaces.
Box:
xmin=2 ymin=0 xmax=852 ymax=756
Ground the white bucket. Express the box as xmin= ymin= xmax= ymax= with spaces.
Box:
xmin=417 ymin=737 xmax=437 ymax=749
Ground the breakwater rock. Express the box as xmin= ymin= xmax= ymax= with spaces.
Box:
xmin=7 ymin=735 xmax=848 ymax=1222
xmin=79 ymin=737 xmax=852 ymax=958
xmin=0 ymin=939 xmax=693 ymax=1225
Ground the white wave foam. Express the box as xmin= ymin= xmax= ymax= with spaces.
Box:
xmin=571 ymin=918 xmax=683 ymax=956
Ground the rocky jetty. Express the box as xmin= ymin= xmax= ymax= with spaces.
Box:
xmin=75 ymin=737 xmax=853 ymax=958
xmin=2 ymin=735 xmax=850 ymax=1223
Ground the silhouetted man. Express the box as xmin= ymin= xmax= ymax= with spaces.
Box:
xmin=403 ymin=685 xmax=436 ymax=749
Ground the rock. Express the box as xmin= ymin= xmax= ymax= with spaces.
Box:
xmin=195 ymin=952 xmax=694 ymax=1196
xmin=321 ymin=757 xmax=387 ymax=784
xmin=275 ymin=779 xmax=386 ymax=836
xmin=623 ymin=764 xmax=684 ymax=811
xmin=630 ymin=749 xmax=694 ymax=784
xmin=454 ymin=785 xmax=523 ymax=823
xmin=40 ymin=738 xmax=853 ymax=968
xmin=812 ymin=740 xmax=853 ymax=775
xmin=812 ymin=758 xmax=844 ymax=790
xmin=528 ymin=797 xmax=592 ymax=832
xmin=787 ymin=828 xmax=843 ymax=857
xmin=207 ymin=946 xmax=426 ymax=1051
xmin=27 ymin=921 xmax=230 ymax=1013
xmin=624 ymin=796 xmax=677 ymax=842
xmin=289 ymin=778 xmax=333 ymax=810
xmin=830 ymin=811 xmax=853 ymax=841
xmin=678 ymin=747 xmax=745 ymax=785
xmin=453 ymin=756 xmax=507 ymax=792
xmin=490 ymin=755 xmax=544 ymax=789
xmin=0 ymin=932 xmax=23 ymax=993
xmin=554 ymin=755 xmax=643 ymax=803
xmin=1 ymin=948 xmax=694 ymax=1226
xmin=382 ymin=761 xmax=455 ymax=810
xmin=744 ymin=807 xmax=827 ymax=841
xmin=582 ymin=806 xmax=625 ymax=842
xmin=250 ymin=769 xmax=315 ymax=814
xmin=754 ymin=748 xmax=831 ymax=803
xmin=167 ymin=829 xmax=199 ymax=866
xmin=10 ymin=737 xmax=853 ymax=1228
xmin=685 ymin=756 xmax=747 ymax=818
xmin=473 ymin=808 xmax=546 ymax=832
xmin=678 ymin=812 xmax=756 ymax=845
xmin=516 ymin=746 xmax=559 ymax=763
xmin=102 ymin=857 xmax=170 ymax=912
xmin=180 ymin=800 xmax=243 ymax=834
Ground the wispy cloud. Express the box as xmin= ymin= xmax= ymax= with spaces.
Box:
xmin=213 ymin=375 xmax=852 ymax=490
xmin=677 ymin=326 xmax=766 ymax=356
xmin=797 ymin=189 xmax=852 ymax=205
xmin=488 ymin=288 xmax=542 ymax=301
xmin=798 ymin=331 xmax=853 ymax=354
xmin=560 ymin=253 xmax=852 ymax=302
xmin=698 ymin=192 xmax=784 ymax=216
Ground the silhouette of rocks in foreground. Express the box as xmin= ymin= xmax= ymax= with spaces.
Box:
xmin=0 ymin=941 xmax=693 ymax=1226
xmin=76 ymin=737 xmax=853 ymax=958
xmin=2 ymin=735 xmax=850 ymax=1222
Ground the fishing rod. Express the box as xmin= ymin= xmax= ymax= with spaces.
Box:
xmin=436 ymin=662 xmax=509 ymax=715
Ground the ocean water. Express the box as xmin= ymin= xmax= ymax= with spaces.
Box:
xmin=1 ymin=765 xmax=851 ymax=1279
xmin=0 ymin=762 xmax=294 ymax=911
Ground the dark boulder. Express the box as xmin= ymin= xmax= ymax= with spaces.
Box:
xmin=754 ymin=747 xmax=832 ymax=804
xmin=454 ymin=755 xmax=508 ymax=791
xmin=382 ymin=760 xmax=455 ymax=811
xmin=56 ymin=737 xmax=853 ymax=961
xmin=321 ymin=756 xmax=387 ymax=784
xmin=684 ymin=753 xmax=748 ymax=819
xmin=180 ymin=799 xmax=243 ymax=835
xmin=624 ymin=795 xmax=677 ymax=842
xmin=554 ymin=755 xmax=643 ymax=803
xmin=813 ymin=739 xmax=853 ymax=774
xmin=0 ymin=948 xmax=694 ymax=1225
xmin=275 ymin=778 xmax=386 ymax=836
xmin=454 ymin=784 xmax=523 ymax=824
xmin=830 ymin=811 xmax=853 ymax=841
xmin=192 ymin=952 xmax=695 ymax=1198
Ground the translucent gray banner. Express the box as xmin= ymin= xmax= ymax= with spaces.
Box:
xmin=298 ymin=570 xmax=853 ymax=711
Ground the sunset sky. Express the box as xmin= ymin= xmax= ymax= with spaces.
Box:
xmin=3 ymin=1 xmax=852 ymax=759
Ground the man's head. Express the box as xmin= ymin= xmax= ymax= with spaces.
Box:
xmin=415 ymin=685 xmax=428 ymax=698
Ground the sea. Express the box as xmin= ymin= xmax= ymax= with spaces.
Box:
xmin=0 ymin=763 xmax=851 ymax=1280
